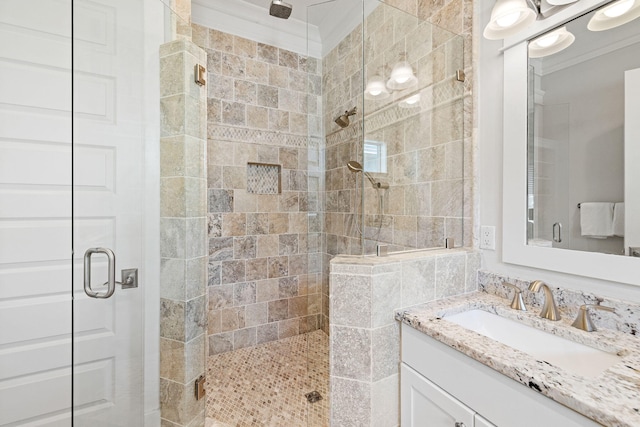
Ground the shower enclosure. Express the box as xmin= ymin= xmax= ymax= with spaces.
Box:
xmin=320 ymin=0 xmax=466 ymax=260
xmin=0 ymin=0 xmax=466 ymax=424
xmin=0 ymin=0 xmax=181 ymax=424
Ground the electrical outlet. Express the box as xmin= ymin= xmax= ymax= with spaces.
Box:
xmin=480 ymin=225 xmax=496 ymax=250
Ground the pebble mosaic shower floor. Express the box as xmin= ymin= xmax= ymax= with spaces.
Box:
xmin=205 ymin=330 xmax=329 ymax=427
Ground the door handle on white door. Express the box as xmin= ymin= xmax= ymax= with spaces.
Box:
xmin=552 ymin=222 xmax=562 ymax=243
xmin=84 ymin=247 xmax=117 ymax=299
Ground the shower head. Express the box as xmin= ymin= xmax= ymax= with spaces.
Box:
xmin=335 ymin=107 xmax=357 ymax=128
xmin=269 ymin=0 xmax=292 ymax=19
xmin=346 ymin=160 xmax=363 ymax=173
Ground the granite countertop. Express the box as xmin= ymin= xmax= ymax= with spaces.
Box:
xmin=395 ymin=292 xmax=640 ymax=427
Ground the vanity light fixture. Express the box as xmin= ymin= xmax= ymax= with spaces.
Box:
xmin=528 ymin=26 xmax=575 ymax=57
xmin=588 ymin=0 xmax=640 ymax=31
xmin=483 ymin=0 xmax=538 ymax=40
xmin=386 ymin=53 xmax=418 ymax=90
xmin=364 ymin=72 xmax=391 ymax=100
xmin=546 ymin=0 xmax=579 ymax=4
xmin=364 ymin=57 xmax=418 ymax=101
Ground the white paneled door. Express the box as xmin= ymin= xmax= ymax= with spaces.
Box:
xmin=0 ymin=0 xmax=148 ymax=425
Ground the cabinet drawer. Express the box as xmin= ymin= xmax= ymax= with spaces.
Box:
xmin=401 ymin=363 xmax=475 ymax=427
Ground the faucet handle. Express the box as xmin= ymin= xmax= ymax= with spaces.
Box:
xmin=502 ymin=282 xmax=527 ymax=311
xmin=571 ymin=304 xmax=615 ymax=332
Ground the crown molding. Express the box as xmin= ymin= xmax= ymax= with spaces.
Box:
xmin=192 ymin=0 xmax=379 ymax=59
xmin=540 ymin=32 xmax=640 ymax=75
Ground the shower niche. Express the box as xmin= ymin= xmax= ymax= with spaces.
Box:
xmin=246 ymin=163 xmax=282 ymax=195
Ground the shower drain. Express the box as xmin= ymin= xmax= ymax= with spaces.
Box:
xmin=305 ymin=391 xmax=322 ymax=403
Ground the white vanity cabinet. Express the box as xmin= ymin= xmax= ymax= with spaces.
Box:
xmin=400 ymin=325 xmax=602 ymax=427
xmin=401 ymin=363 xmax=496 ymax=427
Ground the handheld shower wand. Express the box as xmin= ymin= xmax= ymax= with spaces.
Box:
xmin=346 ymin=160 xmax=388 ymax=189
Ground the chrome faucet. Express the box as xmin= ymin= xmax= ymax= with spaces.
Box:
xmin=528 ymin=280 xmax=561 ymax=321
xmin=572 ymin=304 xmax=615 ymax=332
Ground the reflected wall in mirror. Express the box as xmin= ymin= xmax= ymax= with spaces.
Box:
xmin=527 ymin=3 xmax=640 ymax=256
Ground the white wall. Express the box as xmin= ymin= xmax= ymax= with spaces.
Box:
xmin=476 ymin=1 xmax=640 ymax=303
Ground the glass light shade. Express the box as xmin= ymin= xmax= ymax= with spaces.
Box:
xmin=399 ymin=93 xmax=421 ymax=109
xmin=386 ymin=61 xmax=418 ymax=90
xmin=364 ymin=75 xmax=390 ymax=100
xmin=588 ymin=0 xmax=640 ymax=31
xmin=546 ymin=0 xmax=579 ymax=4
xmin=604 ymin=0 xmax=634 ymax=17
xmin=484 ymin=0 xmax=537 ymax=40
xmin=528 ymin=26 xmax=575 ymax=58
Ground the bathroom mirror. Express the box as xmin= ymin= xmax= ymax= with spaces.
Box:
xmin=502 ymin=0 xmax=640 ymax=285
xmin=527 ymin=5 xmax=640 ymax=256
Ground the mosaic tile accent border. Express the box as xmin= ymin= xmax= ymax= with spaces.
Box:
xmin=208 ymin=125 xmax=312 ymax=148
xmin=325 ymin=77 xmax=463 ymax=147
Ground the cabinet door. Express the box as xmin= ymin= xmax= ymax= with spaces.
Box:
xmin=475 ymin=414 xmax=497 ymax=427
xmin=401 ymin=363 xmax=475 ymax=427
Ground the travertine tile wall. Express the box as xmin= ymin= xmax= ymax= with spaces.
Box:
xmin=159 ymin=37 xmax=208 ymax=426
xmin=329 ymin=249 xmax=481 ymax=426
xmin=321 ymin=0 xmax=474 ymax=261
xmin=191 ymin=24 xmax=326 ymax=354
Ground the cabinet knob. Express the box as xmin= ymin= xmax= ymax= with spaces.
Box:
xmin=454 ymin=423 xmax=466 ymax=427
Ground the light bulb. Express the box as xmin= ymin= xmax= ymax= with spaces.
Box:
xmin=528 ymin=27 xmax=574 ymax=58
xmin=603 ymin=0 xmax=634 ymax=17
xmin=535 ymin=33 xmax=559 ymax=48
xmin=387 ymin=60 xmax=417 ymax=90
xmin=365 ymin=75 xmax=390 ymax=100
xmin=399 ymin=94 xmax=421 ymax=109
xmin=496 ymin=11 xmax=521 ymax=27
xmin=405 ymin=95 xmax=420 ymax=105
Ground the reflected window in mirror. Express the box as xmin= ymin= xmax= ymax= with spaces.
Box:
xmin=526 ymin=2 xmax=640 ymax=256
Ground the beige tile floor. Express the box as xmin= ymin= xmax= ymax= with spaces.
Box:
xmin=205 ymin=330 xmax=329 ymax=427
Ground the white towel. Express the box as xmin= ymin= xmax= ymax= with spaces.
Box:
xmin=580 ymin=202 xmax=614 ymax=238
xmin=613 ymin=202 xmax=625 ymax=237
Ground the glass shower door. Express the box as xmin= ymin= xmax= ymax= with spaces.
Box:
xmin=1 ymin=0 xmax=165 ymax=424
xmin=72 ymin=0 xmax=158 ymax=424
xmin=0 ymin=0 xmax=75 ymax=424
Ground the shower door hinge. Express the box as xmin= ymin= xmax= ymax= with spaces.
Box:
xmin=194 ymin=64 xmax=206 ymax=86
xmin=195 ymin=375 xmax=206 ymax=400
xmin=456 ymin=69 xmax=466 ymax=82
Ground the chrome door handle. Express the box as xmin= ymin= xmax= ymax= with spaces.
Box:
xmin=84 ymin=247 xmax=116 ymax=299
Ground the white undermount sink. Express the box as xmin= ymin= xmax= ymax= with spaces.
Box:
xmin=444 ymin=309 xmax=620 ymax=378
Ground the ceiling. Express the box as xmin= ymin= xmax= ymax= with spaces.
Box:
xmin=536 ymin=6 xmax=640 ymax=75
xmin=192 ymin=0 xmax=379 ymax=58
xmin=240 ymin=0 xmax=334 ymax=26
